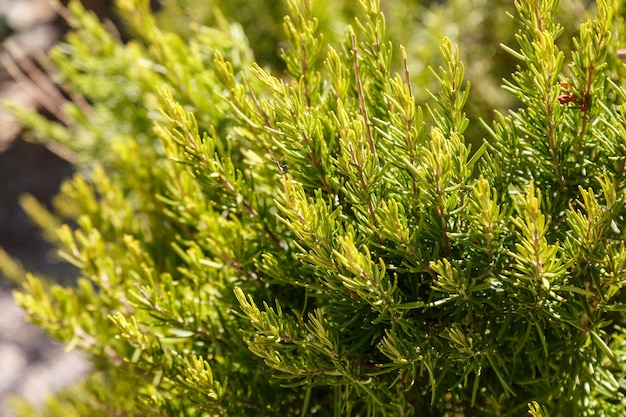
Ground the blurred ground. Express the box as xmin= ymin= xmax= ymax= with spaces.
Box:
xmin=0 ymin=1 xmax=115 ymax=415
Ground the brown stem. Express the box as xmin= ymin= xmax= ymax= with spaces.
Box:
xmin=351 ymin=33 xmax=378 ymax=166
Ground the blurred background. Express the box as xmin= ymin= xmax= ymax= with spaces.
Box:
xmin=0 ymin=2 xmax=114 ymax=415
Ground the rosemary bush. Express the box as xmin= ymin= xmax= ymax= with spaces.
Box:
xmin=4 ymin=0 xmax=626 ymax=415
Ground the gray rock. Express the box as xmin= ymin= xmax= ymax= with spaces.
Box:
xmin=0 ymin=288 xmax=90 ymax=417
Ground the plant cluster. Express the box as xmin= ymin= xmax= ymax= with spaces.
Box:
xmin=3 ymin=0 xmax=626 ymax=416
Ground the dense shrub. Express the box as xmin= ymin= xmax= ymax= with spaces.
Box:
xmin=3 ymin=0 xmax=626 ymax=415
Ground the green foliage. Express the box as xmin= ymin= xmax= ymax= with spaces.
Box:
xmin=5 ymin=0 xmax=626 ymax=416
xmin=154 ymin=0 xmax=595 ymax=144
